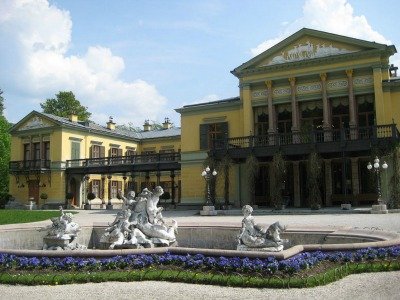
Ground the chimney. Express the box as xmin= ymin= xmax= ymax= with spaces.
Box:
xmin=143 ymin=119 xmax=152 ymax=131
xmin=107 ymin=116 xmax=116 ymax=130
xmin=69 ymin=114 xmax=78 ymax=123
xmin=162 ymin=117 xmax=172 ymax=129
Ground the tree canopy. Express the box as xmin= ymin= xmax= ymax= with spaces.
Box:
xmin=0 ymin=89 xmax=10 ymax=195
xmin=0 ymin=89 xmax=4 ymax=115
xmin=40 ymin=91 xmax=91 ymax=121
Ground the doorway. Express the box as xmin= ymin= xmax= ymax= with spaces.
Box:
xmin=28 ymin=180 xmax=39 ymax=204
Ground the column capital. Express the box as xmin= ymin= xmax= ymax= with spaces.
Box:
xmin=320 ymin=73 xmax=327 ymax=81
xmin=240 ymin=83 xmax=251 ymax=90
xmin=345 ymin=69 xmax=353 ymax=77
xmin=265 ymin=80 xmax=273 ymax=89
xmin=288 ymin=77 xmax=296 ymax=85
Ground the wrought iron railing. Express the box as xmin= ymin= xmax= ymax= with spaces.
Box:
xmin=9 ymin=159 xmax=51 ymax=172
xmin=212 ymin=124 xmax=398 ymax=150
xmin=65 ymin=152 xmax=181 ymax=168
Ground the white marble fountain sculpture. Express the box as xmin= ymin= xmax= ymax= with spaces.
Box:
xmin=39 ymin=206 xmax=87 ymax=250
xmin=100 ymin=186 xmax=178 ymax=249
xmin=237 ymin=205 xmax=287 ymax=252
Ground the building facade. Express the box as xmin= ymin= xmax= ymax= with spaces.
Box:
xmin=176 ymin=28 xmax=400 ymax=208
xmin=8 ymin=28 xmax=400 ymax=208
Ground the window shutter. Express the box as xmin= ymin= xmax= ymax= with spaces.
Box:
xmin=100 ymin=146 xmax=105 ymax=158
xmin=89 ymin=146 xmax=93 ymax=158
xmin=117 ymin=181 xmax=122 ymax=191
xmin=89 ymin=181 xmax=93 ymax=193
xmin=118 ymin=148 xmax=123 ymax=156
xmin=199 ymin=124 xmax=209 ymax=150
xmin=221 ymin=122 xmax=228 ymax=136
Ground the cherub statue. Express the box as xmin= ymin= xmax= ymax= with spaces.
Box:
xmin=237 ymin=205 xmax=286 ymax=251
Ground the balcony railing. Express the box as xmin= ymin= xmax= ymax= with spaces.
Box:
xmin=66 ymin=152 xmax=181 ymax=168
xmin=212 ymin=124 xmax=399 ymax=150
xmin=9 ymin=159 xmax=51 ymax=172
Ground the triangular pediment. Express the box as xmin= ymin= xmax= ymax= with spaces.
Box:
xmin=233 ymin=28 xmax=395 ymax=75
xmin=11 ymin=111 xmax=59 ymax=132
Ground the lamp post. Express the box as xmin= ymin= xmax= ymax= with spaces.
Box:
xmin=201 ymin=166 xmax=217 ymax=206
xmin=367 ymin=156 xmax=388 ymax=205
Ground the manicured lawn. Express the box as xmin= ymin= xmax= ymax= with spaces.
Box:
xmin=0 ymin=210 xmax=74 ymax=225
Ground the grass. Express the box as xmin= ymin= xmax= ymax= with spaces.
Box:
xmin=0 ymin=210 xmax=75 ymax=225
xmin=1 ymin=260 xmax=399 ymax=287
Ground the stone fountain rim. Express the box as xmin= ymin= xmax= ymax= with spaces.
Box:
xmin=0 ymin=224 xmax=399 ymax=260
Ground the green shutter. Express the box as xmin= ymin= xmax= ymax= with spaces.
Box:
xmin=71 ymin=142 xmax=80 ymax=160
xmin=199 ymin=124 xmax=209 ymax=150
xmin=100 ymin=146 xmax=105 ymax=158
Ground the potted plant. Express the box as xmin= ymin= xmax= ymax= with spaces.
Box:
xmin=85 ymin=192 xmax=96 ymax=210
xmin=66 ymin=192 xmax=74 ymax=208
xmin=40 ymin=193 xmax=48 ymax=208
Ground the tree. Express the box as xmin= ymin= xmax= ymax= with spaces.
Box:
xmin=40 ymin=91 xmax=91 ymax=121
xmin=245 ymin=153 xmax=259 ymax=206
xmin=271 ymin=152 xmax=286 ymax=209
xmin=0 ymin=89 xmax=4 ymax=115
xmin=307 ymin=152 xmax=322 ymax=210
xmin=0 ymin=113 xmax=11 ymax=196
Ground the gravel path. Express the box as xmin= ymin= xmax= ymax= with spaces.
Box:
xmin=0 ymin=271 xmax=399 ymax=300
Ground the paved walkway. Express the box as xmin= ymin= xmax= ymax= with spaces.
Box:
xmin=1 ymin=208 xmax=400 ymax=299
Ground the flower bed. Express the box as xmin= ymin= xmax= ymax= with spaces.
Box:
xmin=1 ymin=246 xmax=400 ymax=287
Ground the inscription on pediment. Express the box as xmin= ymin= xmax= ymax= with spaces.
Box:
xmin=19 ymin=116 xmax=51 ymax=130
xmin=265 ymin=41 xmax=356 ymax=66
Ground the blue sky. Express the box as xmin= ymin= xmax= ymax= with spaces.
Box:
xmin=1 ymin=0 xmax=399 ymax=128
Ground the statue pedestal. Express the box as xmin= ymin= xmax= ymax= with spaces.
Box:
xmin=371 ymin=204 xmax=388 ymax=214
xmin=237 ymin=244 xmax=284 ymax=252
xmin=106 ymin=204 xmax=114 ymax=210
xmin=200 ymin=205 xmax=217 ymax=216
xmin=43 ymin=236 xmax=71 ymax=250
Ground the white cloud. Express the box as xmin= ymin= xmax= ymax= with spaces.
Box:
xmin=251 ymin=0 xmax=392 ymax=57
xmin=0 ymin=0 xmax=167 ymax=126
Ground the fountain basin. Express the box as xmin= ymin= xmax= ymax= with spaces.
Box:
xmin=0 ymin=223 xmax=399 ymax=260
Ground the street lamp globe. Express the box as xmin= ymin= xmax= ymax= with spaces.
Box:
xmin=367 ymin=162 xmax=372 ymax=170
xmin=382 ymin=161 xmax=388 ymax=169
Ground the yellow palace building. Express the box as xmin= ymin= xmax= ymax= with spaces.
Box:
xmin=8 ymin=28 xmax=400 ymax=209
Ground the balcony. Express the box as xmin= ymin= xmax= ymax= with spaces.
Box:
xmin=9 ymin=159 xmax=51 ymax=173
xmin=65 ymin=152 xmax=181 ymax=175
xmin=212 ymin=124 xmax=399 ymax=159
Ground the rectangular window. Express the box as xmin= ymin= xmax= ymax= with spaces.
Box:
xmin=92 ymin=145 xmax=100 ymax=158
xmin=33 ymin=142 xmax=40 ymax=160
xmin=43 ymin=141 xmax=50 ymax=168
xmin=23 ymin=144 xmax=30 ymax=161
xmin=111 ymin=181 xmax=121 ymax=198
xmin=199 ymin=122 xmax=228 ymax=150
xmin=91 ymin=180 xmax=100 ymax=198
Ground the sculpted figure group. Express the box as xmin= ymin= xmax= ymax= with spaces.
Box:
xmin=237 ymin=205 xmax=287 ymax=252
xmin=100 ymin=186 xmax=178 ymax=249
xmin=39 ymin=206 xmax=86 ymax=250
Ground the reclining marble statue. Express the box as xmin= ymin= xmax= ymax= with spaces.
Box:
xmin=100 ymin=186 xmax=178 ymax=249
xmin=237 ymin=205 xmax=287 ymax=252
xmin=39 ymin=206 xmax=86 ymax=250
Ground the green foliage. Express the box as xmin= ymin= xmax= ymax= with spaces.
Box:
xmin=219 ymin=154 xmax=233 ymax=206
xmin=40 ymin=91 xmax=91 ymax=121
xmin=116 ymin=122 xmax=141 ymax=132
xmin=0 ymin=89 xmax=4 ymax=115
xmin=66 ymin=192 xmax=74 ymax=200
xmin=40 ymin=193 xmax=48 ymax=200
xmin=0 ymin=210 xmax=68 ymax=225
xmin=245 ymin=154 xmax=259 ymax=206
xmin=389 ymin=146 xmax=400 ymax=208
xmin=271 ymin=152 xmax=286 ymax=209
xmin=307 ymin=152 xmax=322 ymax=210
xmin=0 ymin=261 xmax=399 ymax=288
xmin=0 ymin=115 xmax=11 ymax=195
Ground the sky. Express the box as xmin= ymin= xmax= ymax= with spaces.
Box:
xmin=1 ymin=0 xmax=399 ymax=128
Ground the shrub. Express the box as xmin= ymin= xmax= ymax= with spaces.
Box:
xmin=87 ymin=192 xmax=96 ymax=200
xmin=40 ymin=193 xmax=48 ymax=200
xmin=65 ymin=192 xmax=74 ymax=200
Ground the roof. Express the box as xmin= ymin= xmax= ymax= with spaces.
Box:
xmin=175 ymin=96 xmax=240 ymax=113
xmin=232 ymin=28 xmax=396 ymax=77
xmin=11 ymin=111 xmax=181 ymax=140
